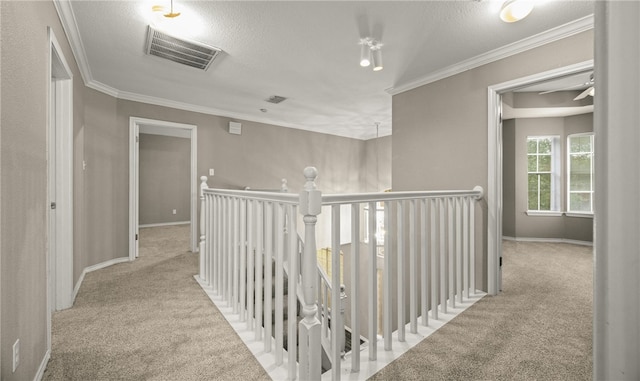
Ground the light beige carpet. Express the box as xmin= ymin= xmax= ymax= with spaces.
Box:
xmin=43 ymin=225 xmax=270 ymax=381
xmin=44 ymin=226 xmax=592 ymax=380
xmin=370 ymin=240 xmax=592 ymax=380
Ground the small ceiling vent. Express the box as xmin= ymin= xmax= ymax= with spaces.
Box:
xmin=265 ymin=95 xmax=287 ymax=104
xmin=145 ymin=26 xmax=221 ymax=71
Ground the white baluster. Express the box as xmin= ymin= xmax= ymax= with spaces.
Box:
xmin=240 ymin=199 xmax=247 ymax=321
xmin=383 ymin=201 xmax=392 ymax=350
xmin=264 ymin=202 xmax=273 ymax=352
xmin=199 ymin=176 xmax=208 ymax=282
xmin=247 ymin=199 xmax=255 ymax=331
xmin=255 ymin=201 xmax=264 ymax=340
xmin=397 ymin=200 xmax=405 ymax=342
xmin=448 ymin=197 xmax=455 ymax=309
xmin=367 ymin=201 xmax=378 ymax=361
xmin=469 ymin=196 xmax=476 ymax=296
xmin=456 ymin=197 xmax=463 ymax=304
xmin=331 ymin=204 xmax=341 ymax=381
xmin=463 ymin=197 xmax=469 ymax=298
xmin=430 ymin=198 xmax=438 ymax=320
xmin=233 ymin=197 xmax=239 ymax=313
xmin=439 ymin=198 xmax=447 ymax=314
xmin=275 ymin=203 xmax=284 ymax=364
xmin=350 ymin=203 xmax=360 ymax=371
xmin=409 ymin=199 xmax=418 ymax=334
xmin=298 ymin=167 xmax=322 ymax=380
xmin=420 ymin=199 xmax=429 ymax=327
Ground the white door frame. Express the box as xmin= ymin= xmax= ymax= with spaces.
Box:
xmin=129 ymin=117 xmax=198 ymax=260
xmin=486 ymin=59 xmax=593 ymax=296
xmin=47 ymin=27 xmax=74 ymax=347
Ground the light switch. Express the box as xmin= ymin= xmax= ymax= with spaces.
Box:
xmin=209 ymin=168 xmax=215 ymax=176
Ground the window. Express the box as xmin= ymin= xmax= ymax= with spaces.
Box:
xmin=567 ymin=133 xmax=594 ymax=213
xmin=527 ymin=136 xmax=560 ymax=212
xmin=363 ymin=202 xmax=385 ymax=256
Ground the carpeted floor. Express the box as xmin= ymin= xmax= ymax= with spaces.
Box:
xmin=44 ymin=226 xmax=592 ymax=380
xmin=43 ymin=225 xmax=270 ymax=381
xmin=370 ymin=239 xmax=592 ymax=380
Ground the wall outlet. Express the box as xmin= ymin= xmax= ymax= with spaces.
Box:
xmin=209 ymin=168 xmax=215 ymax=176
xmin=172 ymin=209 xmax=177 ymax=215
xmin=13 ymin=339 xmax=19 ymax=372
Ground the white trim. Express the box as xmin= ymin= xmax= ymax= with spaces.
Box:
xmin=140 ymin=221 xmax=191 ymax=228
xmin=502 ymin=236 xmax=593 ymax=247
xmin=387 ymin=15 xmax=594 ymax=95
xmin=129 ymin=117 xmax=199 ymax=261
xmin=72 ymin=257 xmax=130 ymax=301
xmin=487 ymin=60 xmax=594 ymax=296
xmin=52 ymin=0 xmax=92 ymax=86
xmin=525 ymin=211 xmax=563 ymax=217
xmin=33 ymin=349 xmax=50 ymax=381
xmin=565 ymin=212 xmax=593 ymax=219
xmin=47 ymin=29 xmax=74 ymax=368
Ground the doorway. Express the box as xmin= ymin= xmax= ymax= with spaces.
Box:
xmin=128 ymin=117 xmax=198 ymax=260
xmin=486 ymin=60 xmax=593 ymax=295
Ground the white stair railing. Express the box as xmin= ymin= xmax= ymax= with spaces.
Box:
xmin=198 ymin=167 xmax=484 ymax=381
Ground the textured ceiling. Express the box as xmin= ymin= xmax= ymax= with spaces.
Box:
xmin=65 ymin=1 xmax=594 ymax=140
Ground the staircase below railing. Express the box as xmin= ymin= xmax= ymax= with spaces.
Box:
xmin=196 ymin=167 xmax=484 ymax=380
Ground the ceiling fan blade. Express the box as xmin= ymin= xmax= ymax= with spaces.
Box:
xmin=574 ymin=86 xmax=595 ymax=101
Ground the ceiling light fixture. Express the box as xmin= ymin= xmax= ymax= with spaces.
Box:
xmin=359 ymin=38 xmax=384 ymax=71
xmin=499 ymin=0 xmax=534 ymax=23
xmin=152 ymin=0 xmax=180 ymax=18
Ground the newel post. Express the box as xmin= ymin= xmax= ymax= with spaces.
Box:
xmin=298 ymin=167 xmax=322 ymax=380
xmin=199 ymin=176 xmax=208 ymax=281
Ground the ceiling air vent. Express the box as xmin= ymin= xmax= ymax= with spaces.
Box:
xmin=265 ymin=95 xmax=287 ymax=104
xmin=145 ymin=26 xmax=221 ymax=71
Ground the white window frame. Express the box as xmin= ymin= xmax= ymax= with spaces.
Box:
xmin=526 ymin=136 xmax=561 ymax=216
xmin=566 ymin=133 xmax=594 ymax=216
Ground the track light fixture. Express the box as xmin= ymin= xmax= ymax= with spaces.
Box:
xmin=359 ymin=37 xmax=384 ymax=71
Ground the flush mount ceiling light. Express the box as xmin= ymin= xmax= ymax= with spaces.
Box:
xmin=500 ymin=0 xmax=534 ymax=23
xmin=359 ymin=37 xmax=384 ymax=71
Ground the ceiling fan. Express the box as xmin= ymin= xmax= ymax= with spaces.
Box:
xmin=539 ymin=73 xmax=595 ymax=101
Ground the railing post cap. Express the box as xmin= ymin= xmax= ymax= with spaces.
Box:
xmin=473 ymin=185 xmax=484 ymax=199
xmin=303 ymin=167 xmax=318 ymax=181
xmin=200 ymin=176 xmax=208 ymax=182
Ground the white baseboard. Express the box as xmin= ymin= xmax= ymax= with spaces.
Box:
xmin=139 ymin=221 xmax=190 ymax=228
xmin=72 ymin=257 xmax=130 ymax=302
xmin=502 ymin=236 xmax=593 ymax=247
xmin=34 ymin=349 xmax=50 ymax=381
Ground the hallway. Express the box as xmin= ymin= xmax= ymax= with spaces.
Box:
xmin=44 ymin=225 xmax=592 ymax=380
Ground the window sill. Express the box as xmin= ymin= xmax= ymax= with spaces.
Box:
xmin=526 ymin=211 xmax=563 ymax=217
xmin=565 ymin=212 xmax=594 ymax=218
xmin=526 ymin=211 xmax=594 ymax=218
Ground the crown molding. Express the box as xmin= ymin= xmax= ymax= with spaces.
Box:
xmin=386 ymin=14 xmax=594 ymax=95
xmin=53 ymin=0 xmax=93 ymax=85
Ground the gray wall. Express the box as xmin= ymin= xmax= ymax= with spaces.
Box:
xmin=364 ymin=135 xmax=392 ymax=192
xmin=392 ymin=30 xmax=594 ymax=291
xmin=503 ymin=113 xmax=593 ymax=242
xmin=1 ymin=1 xmax=85 ymax=379
xmin=117 ymin=100 xmax=368 ymax=195
xmin=139 ymin=134 xmax=190 ymax=225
